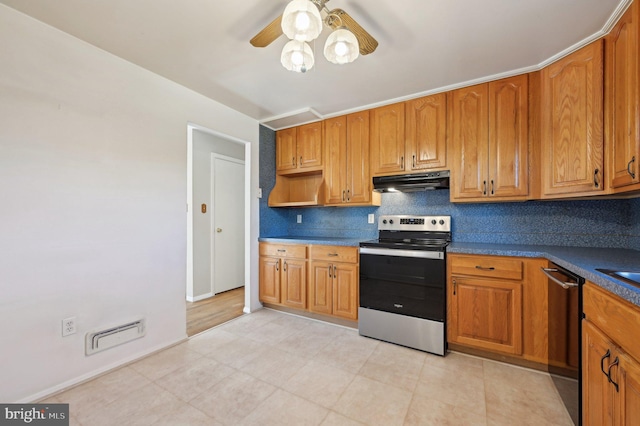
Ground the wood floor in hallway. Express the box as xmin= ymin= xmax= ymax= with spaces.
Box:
xmin=186 ymin=286 xmax=244 ymax=336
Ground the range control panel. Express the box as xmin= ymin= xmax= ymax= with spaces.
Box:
xmin=378 ymin=215 xmax=451 ymax=232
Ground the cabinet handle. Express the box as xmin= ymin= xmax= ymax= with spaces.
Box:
xmin=490 ymin=180 xmax=494 ymax=195
xmin=292 ymin=157 xmax=296 ymax=166
xmin=283 ymin=261 xmax=287 ymax=272
xmin=277 ymin=249 xmax=286 ymax=252
xmin=475 ymin=266 xmax=495 ymax=271
xmin=628 ymin=157 xmax=636 ymax=179
xmin=401 ymin=156 xmax=404 ymax=169
xmin=333 ymin=265 xmax=337 ymax=279
xmin=453 ymin=278 xmax=457 ymax=295
xmin=299 ymin=156 xmax=303 ymax=167
xmin=347 ymin=189 xmax=351 ymax=202
xmin=601 ymin=349 xmax=611 ymax=377
xmin=342 ymin=190 xmax=346 ymax=202
xmin=328 ymin=253 xmax=339 ymax=257
xmin=276 ymin=260 xmax=279 ymax=272
xmin=412 ymin=155 xmax=416 ymax=168
xmin=607 ymin=356 xmax=620 ymax=392
xmin=483 ymin=180 xmax=487 ymax=195
xmin=594 ymin=169 xmax=600 ymax=188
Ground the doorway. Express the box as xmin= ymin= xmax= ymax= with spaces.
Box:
xmin=186 ymin=124 xmax=253 ymax=336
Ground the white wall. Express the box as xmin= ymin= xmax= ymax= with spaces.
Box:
xmin=190 ymin=130 xmax=245 ymax=300
xmin=0 ymin=4 xmax=259 ymax=402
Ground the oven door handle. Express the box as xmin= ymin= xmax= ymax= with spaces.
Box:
xmin=540 ymin=267 xmax=580 ymax=289
xmin=359 ymin=247 xmax=444 ymax=260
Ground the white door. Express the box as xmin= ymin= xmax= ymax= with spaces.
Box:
xmin=211 ymin=154 xmax=245 ymax=294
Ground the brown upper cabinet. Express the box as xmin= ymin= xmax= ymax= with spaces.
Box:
xmin=324 ymin=112 xmax=379 ymax=206
xmin=540 ymin=40 xmax=604 ymax=198
xmin=370 ymin=97 xmax=447 ymax=176
xmin=605 ymin=0 xmax=640 ymax=192
xmin=276 ymin=122 xmax=323 ymax=174
xmin=449 ymin=75 xmax=529 ymax=202
xmin=370 ymin=103 xmax=406 ymax=176
xmin=405 ymin=94 xmax=448 ymax=172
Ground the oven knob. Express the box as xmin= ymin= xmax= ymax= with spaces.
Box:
xmin=431 ymin=220 xmax=437 ymax=225
xmin=382 ymin=219 xmax=387 ymax=224
xmin=439 ymin=220 xmax=445 ymax=225
xmin=389 ymin=219 xmax=394 ymax=224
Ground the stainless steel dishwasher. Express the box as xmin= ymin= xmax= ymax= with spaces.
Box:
xmin=541 ymin=263 xmax=584 ymax=425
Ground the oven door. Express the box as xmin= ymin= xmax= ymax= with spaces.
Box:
xmin=359 ymin=247 xmax=445 ymax=321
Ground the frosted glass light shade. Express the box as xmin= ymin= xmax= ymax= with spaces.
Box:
xmin=281 ymin=40 xmax=315 ymax=73
xmin=281 ymin=0 xmax=323 ymax=42
xmin=324 ymin=28 xmax=359 ymax=64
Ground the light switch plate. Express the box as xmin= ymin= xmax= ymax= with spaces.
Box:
xmin=368 ymin=214 xmax=375 ymax=224
xmin=297 ymin=214 xmax=302 ymax=224
xmin=257 ymin=188 xmax=262 ymax=198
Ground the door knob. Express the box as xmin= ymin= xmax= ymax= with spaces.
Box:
xmin=216 ymin=228 xmax=222 ymax=233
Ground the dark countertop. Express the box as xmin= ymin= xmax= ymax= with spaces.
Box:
xmin=259 ymin=236 xmax=365 ymax=247
xmin=448 ymin=242 xmax=640 ymax=307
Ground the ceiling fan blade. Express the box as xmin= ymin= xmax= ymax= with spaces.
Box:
xmin=250 ymin=15 xmax=283 ymax=48
xmin=327 ymin=9 xmax=378 ymax=55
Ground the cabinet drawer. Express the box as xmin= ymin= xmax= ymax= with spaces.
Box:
xmin=583 ymin=283 xmax=640 ymax=360
xmin=259 ymin=243 xmax=307 ymax=259
xmin=309 ymin=245 xmax=358 ymax=263
xmin=449 ymin=255 xmax=522 ymax=280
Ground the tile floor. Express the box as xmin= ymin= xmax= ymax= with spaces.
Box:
xmin=45 ymin=309 xmax=575 ymax=425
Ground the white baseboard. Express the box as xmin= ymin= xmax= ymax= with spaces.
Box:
xmin=23 ymin=336 xmax=186 ymax=403
xmin=186 ymin=291 xmax=213 ymax=303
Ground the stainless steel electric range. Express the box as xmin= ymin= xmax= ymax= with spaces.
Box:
xmin=358 ymin=214 xmax=451 ymax=356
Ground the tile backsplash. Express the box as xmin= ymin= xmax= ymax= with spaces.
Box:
xmin=260 ymin=125 xmax=640 ymax=250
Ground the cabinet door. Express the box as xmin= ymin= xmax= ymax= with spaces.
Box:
xmin=405 ymin=93 xmax=447 ymax=171
xmin=259 ymin=257 xmax=281 ymax=304
xmin=346 ymin=111 xmax=371 ymax=203
xmin=618 ymin=351 xmax=640 ymax=426
xmin=333 ymin=263 xmax=358 ymax=320
xmin=324 ymin=116 xmax=348 ymax=205
xmin=582 ymin=321 xmax=615 ymax=426
xmin=370 ymin=103 xmax=406 ymax=175
xmin=449 ymin=276 xmax=522 ymax=354
xmin=489 ymin=75 xmax=529 ymax=198
xmin=297 ymin=122 xmax=323 ymax=169
xmin=276 ymin=127 xmax=297 ymax=172
xmin=606 ymin=1 xmax=640 ymax=190
xmin=281 ymin=258 xmax=306 ymax=309
xmin=541 ymin=40 xmax=604 ymax=196
xmin=450 ymin=84 xmax=490 ymax=199
xmin=309 ymin=261 xmax=333 ymax=315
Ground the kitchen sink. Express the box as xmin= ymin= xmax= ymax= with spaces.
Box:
xmin=596 ymin=269 xmax=640 ymax=288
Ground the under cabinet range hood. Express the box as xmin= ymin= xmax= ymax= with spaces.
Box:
xmin=373 ymin=171 xmax=450 ymax=192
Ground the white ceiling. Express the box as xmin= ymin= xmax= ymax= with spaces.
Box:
xmin=0 ymin=0 xmax=629 ymax=129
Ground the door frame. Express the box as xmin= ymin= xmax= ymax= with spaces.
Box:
xmin=210 ymin=153 xmax=245 ymax=295
xmin=186 ymin=123 xmax=258 ymax=315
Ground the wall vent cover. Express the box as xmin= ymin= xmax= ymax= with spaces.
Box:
xmin=85 ymin=319 xmax=146 ymax=355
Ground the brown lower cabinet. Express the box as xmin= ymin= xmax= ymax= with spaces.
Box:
xmin=582 ymin=283 xmax=640 ymax=425
xmin=259 ymin=242 xmax=359 ymax=321
xmin=447 ymin=254 xmax=550 ymax=364
xmin=258 ymin=243 xmax=307 ymax=309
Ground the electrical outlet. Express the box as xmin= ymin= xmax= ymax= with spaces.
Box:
xmin=257 ymin=188 xmax=262 ymax=198
xmin=368 ymin=214 xmax=375 ymax=224
xmin=297 ymin=214 xmax=302 ymax=224
xmin=62 ymin=317 xmax=76 ymax=337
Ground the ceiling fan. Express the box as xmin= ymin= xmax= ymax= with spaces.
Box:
xmin=250 ymin=0 xmax=378 ymax=72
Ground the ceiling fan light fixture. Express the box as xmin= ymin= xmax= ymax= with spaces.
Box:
xmin=281 ymin=0 xmax=323 ymax=42
xmin=324 ymin=27 xmax=359 ymax=64
xmin=281 ymin=40 xmax=315 ymax=73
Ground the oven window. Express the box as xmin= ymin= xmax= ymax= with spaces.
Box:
xmin=359 ymin=253 xmax=445 ymax=321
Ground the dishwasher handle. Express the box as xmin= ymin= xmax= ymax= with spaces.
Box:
xmin=541 ymin=267 xmax=580 ymax=289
